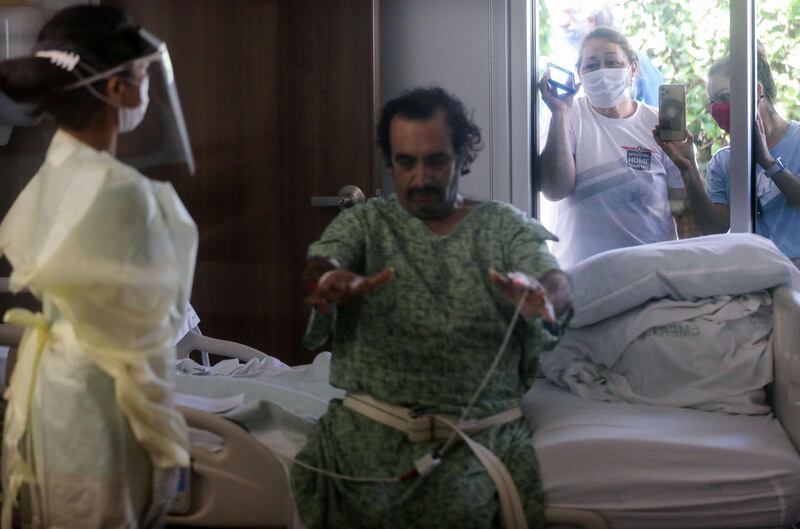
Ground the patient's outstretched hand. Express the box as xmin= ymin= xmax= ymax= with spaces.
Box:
xmin=305 ymin=267 xmax=394 ymax=312
xmin=489 ymin=269 xmax=555 ymax=323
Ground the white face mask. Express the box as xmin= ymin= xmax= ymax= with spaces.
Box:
xmin=118 ymin=75 xmax=150 ymax=134
xmin=580 ymin=67 xmax=631 ymax=108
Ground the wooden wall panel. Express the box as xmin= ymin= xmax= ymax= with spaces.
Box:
xmin=102 ymin=0 xmax=376 ymax=364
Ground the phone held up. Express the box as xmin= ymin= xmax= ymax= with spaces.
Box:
xmin=547 ymin=62 xmax=577 ymax=95
xmin=658 ymin=84 xmax=687 ymax=141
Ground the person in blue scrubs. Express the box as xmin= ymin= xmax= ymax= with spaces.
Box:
xmin=654 ymin=49 xmax=800 ymax=268
xmin=632 ymin=50 xmax=664 ymax=107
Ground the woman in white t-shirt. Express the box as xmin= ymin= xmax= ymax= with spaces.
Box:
xmin=538 ymin=27 xmax=684 ymax=268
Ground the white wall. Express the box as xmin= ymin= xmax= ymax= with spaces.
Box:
xmin=379 ymin=0 xmax=533 ymax=213
xmin=0 ymin=0 xmax=93 ymax=60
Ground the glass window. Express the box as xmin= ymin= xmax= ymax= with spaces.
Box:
xmin=752 ymin=2 xmax=800 ymax=269
xmin=534 ymin=0 xmax=734 ymax=268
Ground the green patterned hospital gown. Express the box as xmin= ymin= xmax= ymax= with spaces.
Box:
xmin=292 ymin=196 xmax=567 ymax=529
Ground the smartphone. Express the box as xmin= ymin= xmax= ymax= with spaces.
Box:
xmin=658 ymin=84 xmax=687 ymax=141
xmin=547 ymin=62 xmax=577 ymax=94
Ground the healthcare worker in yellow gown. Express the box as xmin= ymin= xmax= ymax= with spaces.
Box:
xmin=0 ymin=5 xmax=197 ymax=528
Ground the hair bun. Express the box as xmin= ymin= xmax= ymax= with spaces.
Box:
xmin=0 ymin=55 xmax=74 ymax=102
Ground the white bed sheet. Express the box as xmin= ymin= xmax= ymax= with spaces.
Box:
xmin=174 ymin=352 xmax=344 ymax=420
xmin=524 ymin=380 xmax=800 ymax=529
xmin=175 ymin=357 xmax=800 ymax=529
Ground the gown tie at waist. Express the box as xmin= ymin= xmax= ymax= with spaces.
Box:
xmin=2 ymin=309 xmax=50 ymax=529
xmin=343 ymin=392 xmax=529 ymax=529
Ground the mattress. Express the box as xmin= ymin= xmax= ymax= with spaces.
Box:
xmin=176 ymin=365 xmax=800 ymax=528
xmin=524 ymin=380 xmax=800 ymax=529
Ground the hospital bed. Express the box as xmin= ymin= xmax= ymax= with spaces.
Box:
xmin=0 ymin=260 xmax=797 ymax=528
xmin=164 ymin=285 xmax=800 ymax=529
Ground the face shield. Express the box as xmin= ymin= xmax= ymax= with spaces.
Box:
xmin=0 ymin=25 xmax=195 ymax=174
xmin=121 ymin=29 xmax=195 ymax=174
xmin=56 ymin=29 xmax=195 ymax=174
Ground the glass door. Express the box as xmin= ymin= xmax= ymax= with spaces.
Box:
xmin=532 ymin=0 xmax=800 ymax=269
xmin=531 ymin=0 xmax=769 ymax=269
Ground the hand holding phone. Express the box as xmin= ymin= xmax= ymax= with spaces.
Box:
xmin=658 ymin=84 xmax=687 ymax=141
xmin=546 ymin=62 xmax=577 ymax=95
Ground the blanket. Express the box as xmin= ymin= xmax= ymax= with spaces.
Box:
xmin=540 ymin=292 xmax=773 ymax=414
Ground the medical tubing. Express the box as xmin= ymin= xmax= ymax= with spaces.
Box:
xmin=279 ymin=288 xmax=528 ymax=483
xmin=276 ymin=452 xmax=401 ymax=483
xmin=436 ymin=291 xmax=528 ymax=459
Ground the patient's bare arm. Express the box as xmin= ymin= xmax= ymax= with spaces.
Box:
xmin=303 ymin=257 xmax=341 ymax=289
xmin=303 ymin=257 xmax=393 ymax=311
xmin=537 ymin=72 xmax=580 ymax=201
xmin=489 ymin=270 xmax=554 ymax=322
xmin=489 ymin=269 xmax=573 ymax=322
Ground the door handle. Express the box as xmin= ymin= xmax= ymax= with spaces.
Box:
xmin=311 ymin=185 xmax=366 ymax=210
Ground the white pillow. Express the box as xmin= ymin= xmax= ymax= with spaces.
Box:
xmin=567 ymin=233 xmax=800 ymax=328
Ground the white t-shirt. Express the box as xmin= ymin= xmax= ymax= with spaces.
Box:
xmin=550 ymin=96 xmax=683 ymax=268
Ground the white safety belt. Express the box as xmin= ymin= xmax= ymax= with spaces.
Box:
xmin=343 ymin=393 xmax=528 ymax=529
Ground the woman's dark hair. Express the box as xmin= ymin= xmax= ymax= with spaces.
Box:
xmin=577 ymin=27 xmax=638 ymax=71
xmin=707 ymin=46 xmax=777 ymax=102
xmin=0 ymin=5 xmax=152 ymax=130
xmin=377 ymin=86 xmax=483 ymax=175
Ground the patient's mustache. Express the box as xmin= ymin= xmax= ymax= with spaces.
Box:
xmin=407 ymin=186 xmax=444 ymax=201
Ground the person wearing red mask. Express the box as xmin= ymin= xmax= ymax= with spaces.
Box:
xmin=655 ymin=49 xmax=800 ymax=269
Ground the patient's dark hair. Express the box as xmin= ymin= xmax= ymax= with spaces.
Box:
xmin=377 ymin=86 xmax=483 ymax=175
xmin=0 ymin=5 xmax=151 ymax=130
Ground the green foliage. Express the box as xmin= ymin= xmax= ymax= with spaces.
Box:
xmin=539 ymin=0 xmax=800 ymax=169
xmin=618 ymin=0 xmax=730 ymax=165
xmin=538 ymin=1 xmax=553 ymax=59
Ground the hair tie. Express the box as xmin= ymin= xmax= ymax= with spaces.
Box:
xmin=34 ymin=50 xmax=81 ymax=72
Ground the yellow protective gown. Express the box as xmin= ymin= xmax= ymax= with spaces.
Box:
xmin=0 ymin=130 xmax=197 ymax=528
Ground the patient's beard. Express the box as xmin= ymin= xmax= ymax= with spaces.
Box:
xmin=406 ymin=186 xmax=454 ymax=219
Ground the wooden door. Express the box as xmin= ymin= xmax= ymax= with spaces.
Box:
xmin=103 ymin=0 xmax=377 ymax=364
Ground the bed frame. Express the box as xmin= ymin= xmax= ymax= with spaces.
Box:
xmin=165 ymin=286 xmax=800 ymax=529
xmin=171 ymin=405 xmax=609 ymax=529
xmin=770 ymin=287 xmax=800 ymax=454
xmin=0 ymin=287 xmax=796 ymax=529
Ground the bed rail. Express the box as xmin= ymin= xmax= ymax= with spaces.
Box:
xmin=0 ymin=323 xmax=23 ymax=347
xmin=168 ymin=406 xmax=290 ymax=528
xmin=177 ymin=332 xmax=268 ymax=362
xmin=771 ymin=286 xmax=800 ymax=452
xmin=0 ymin=323 xmax=22 ymax=388
xmin=174 ymin=402 xmax=610 ymax=529
xmin=544 ymin=507 xmax=609 ymax=529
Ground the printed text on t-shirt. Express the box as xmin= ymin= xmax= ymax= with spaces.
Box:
xmin=622 ymin=145 xmax=653 ymax=171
